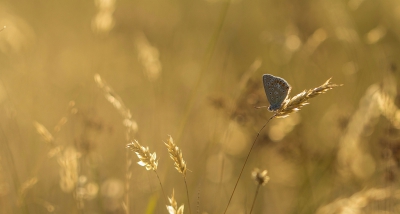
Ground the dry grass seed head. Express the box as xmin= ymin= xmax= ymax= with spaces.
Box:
xmin=135 ymin=32 xmax=162 ymax=82
xmin=94 ymin=74 xmax=136 ymax=123
xmin=17 ymin=177 xmax=38 ymax=205
xmin=34 ymin=122 xmax=54 ymax=144
xmin=94 ymin=74 xmax=138 ymax=135
xmin=164 ymin=135 xmax=187 ymax=176
xmin=58 ymin=147 xmax=80 ymax=192
xmin=274 ymin=78 xmax=343 ymax=118
xmin=166 ymin=189 xmax=184 ymax=214
xmin=251 ymin=168 xmax=270 ymax=186
xmin=126 ymin=140 xmax=158 ymax=171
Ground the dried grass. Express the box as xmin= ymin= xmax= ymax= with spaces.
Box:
xmin=250 ymin=168 xmax=270 ymax=214
xmin=126 ymin=140 xmax=158 ymax=171
xmin=165 ymin=135 xmax=187 ymax=176
xmin=58 ymin=147 xmax=80 ymax=192
xmin=94 ymin=74 xmax=138 ymax=135
xmin=274 ymin=78 xmax=343 ymax=118
xmin=34 ymin=122 xmax=54 ymax=145
xmin=164 ymin=135 xmax=191 ymax=214
xmin=316 ymin=187 xmax=397 ymax=214
xmin=166 ymin=189 xmax=185 ymax=214
xmin=94 ymin=74 xmax=140 ymax=213
xmin=17 ymin=177 xmax=38 ymax=206
xmin=224 ymin=77 xmax=342 ymax=214
xmin=135 ymin=32 xmax=162 ymax=82
xmin=251 ymin=168 xmax=270 ymax=186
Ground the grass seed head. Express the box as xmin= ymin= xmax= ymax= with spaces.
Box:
xmin=126 ymin=140 xmax=158 ymax=171
xmin=274 ymin=78 xmax=343 ymax=118
xmin=251 ymin=168 xmax=270 ymax=186
xmin=166 ymin=189 xmax=184 ymax=214
xmin=164 ymin=135 xmax=187 ymax=176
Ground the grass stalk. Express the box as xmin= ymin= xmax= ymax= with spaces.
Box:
xmin=154 ymin=170 xmax=168 ymax=205
xmin=249 ymin=168 xmax=269 ymax=214
xmin=164 ymin=135 xmax=191 ymax=213
xmin=223 ymin=115 xmax=274 ymax=214
xmin=184 ymin=177 xmax=192 ymax=214
xmin=249 ymin=185 xmax=261 ymax=214
xmin=127 ymin=140 xmax=168 ymax=208
xmin=224 ymin=77 xmax=341 ymax=213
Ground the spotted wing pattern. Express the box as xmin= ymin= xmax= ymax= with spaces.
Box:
xmin=262 ymin=74 xmax=291 ymax=111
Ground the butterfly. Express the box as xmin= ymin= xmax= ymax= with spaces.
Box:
xmin=262 ymin=74 xmax=291 ymax=111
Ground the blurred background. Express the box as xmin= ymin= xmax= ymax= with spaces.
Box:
xmin=1 ymin=0 xmax=400 ymax=213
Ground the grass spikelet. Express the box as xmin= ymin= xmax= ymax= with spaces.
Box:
xmin=164 ymin=135 xmax=191 ymax=214
xmin=166 ymin=189 xmax=184 ymax=214
xmin=34 ymin=122 xmax=54 ymax=144
xmin=94 ymin=74 xmax=138 ymax=134
xmin=58 ymin=147 xmax=80 ymax=192
xmin=54 ymin=117 xmax=68 ymax=133
xmin=17 ymin=177 xmax=38 ymax=206
xmin=135 ymin=32 xmax=162 ymax=82
xmin=316 ymin=187 xmax=393 ymax=214
xmin=126 ymin=140 xmax=158 ymax=171
xmin=274 ymin=78 xmax=343 ymax=118
xmin=337 ymin=83 xmax=388 ymax=179
xmin=251 ymin=168 xmax=270 ymax=186
xmin=249 ymin=168 xmax=269 ymax=214
xmin=126 ymin=140 xmax=167 ymax=205
xmin=376 ymin=89 xmax=400 ymax=129
xmin=165 ymin=135 xmax=187 ymax=176
xmin=94 ymin=74 xmax=139 ymax=213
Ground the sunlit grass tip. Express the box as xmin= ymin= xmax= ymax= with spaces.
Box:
xmin=166 ymin=189 xmax=184 ymax=214
xmin=94 ymin=73 xmax=138 ymax=134
xmin=165 ymin=135 xmax=192 ymax=214
xmin=164 ymin=135 xmax=187 ymax=176
xmin=126 ymin=140 xmax=158 ymax=171
xmin=249 ymin=168 xmax=269 ymax=214
xmin=274 ymin=78 xmax=343 ymax=118
xmin=34 ymin=122 xmax=54 ymax=144
xmin=251 ymin=168 xmax=270 ymax=186
xmin=126 ymin=140 xmax=168 ymax=207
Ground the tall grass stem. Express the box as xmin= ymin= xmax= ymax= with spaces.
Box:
xmin=249 ymin=185 xmax=261 ymax=214
xmin=223 ymin=115 xmax=275 ymax=214
xmin=184 ymin=177 xmax=192 ymax=214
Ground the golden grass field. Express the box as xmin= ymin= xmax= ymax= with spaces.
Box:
xmin=1 ymin=0 xmax=400 ymax=213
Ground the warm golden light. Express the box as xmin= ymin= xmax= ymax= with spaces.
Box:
xmin=1 ymin=0 xmax=399 ymax=213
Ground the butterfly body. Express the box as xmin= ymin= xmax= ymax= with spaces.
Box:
xmin=262 ymin=74 xmax=291 ymax=111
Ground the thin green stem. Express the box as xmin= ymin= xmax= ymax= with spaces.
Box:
xmin=184 ymin=176 xmax=192 ymax=214
xmin=249 ymin=185 xmax=261 ymax=214
xmin=154 ymin=171 xmax=168 ymax=206
xmin=223 ymin=115 xmax=275 ymax=214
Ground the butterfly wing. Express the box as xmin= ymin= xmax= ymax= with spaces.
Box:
xmin=263 ymin=74 xmax=275 ymax=105
xmin=263 ymin=74 xmax=291 ymax=111
xmin=274 ymin=77 xmax=291 ymax=106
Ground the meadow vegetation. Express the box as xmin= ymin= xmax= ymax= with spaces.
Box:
xmin=1 ymin=0 xmax=400 ymax=213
